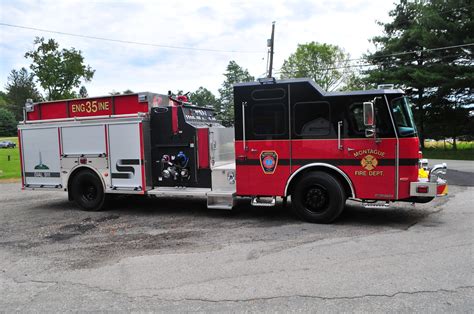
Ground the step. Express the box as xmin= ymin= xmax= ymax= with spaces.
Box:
xmin=363 ymin=201 xmax=390 ymax=209
xmin=251 ymin=196 xmax=276 ymax=207
xmin=207 ymin=191 xmax=235 ymax=210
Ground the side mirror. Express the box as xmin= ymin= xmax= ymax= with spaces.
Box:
xmin=363 ymin=101 xmax=376 ymax=138
xmin=363 ymin=102 xmax=374 ymax=126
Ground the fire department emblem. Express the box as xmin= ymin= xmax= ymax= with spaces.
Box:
xmin=361 ymin=154 xmax=378 ymax=171
xmin=260 ymin=151 xmax=278 ymax=174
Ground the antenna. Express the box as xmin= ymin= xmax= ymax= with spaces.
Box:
xmin=267 ymin=22 xmax=275 ymax=78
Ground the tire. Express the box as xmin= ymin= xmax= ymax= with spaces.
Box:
xmin=70 ymin=169 xmax=106 ymax=211
xmin=292 ymin=172 xmax=346 ymax=223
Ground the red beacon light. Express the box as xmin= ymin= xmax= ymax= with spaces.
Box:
xmin=176 ymin=95 xmax=189 ymax=102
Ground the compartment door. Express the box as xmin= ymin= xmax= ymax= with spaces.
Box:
xmin=234 ymin=85 xmax=290 ymax=196
xmin=108 ymin=123 xmax=144 ymax=190
xmin=21 ymin=127 xmax=62 ymax=187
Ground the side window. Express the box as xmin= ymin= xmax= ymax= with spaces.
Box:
xmin=347 ymin=101 xmax=395 ymax=137
xmin=349 ymin=103 xmax=365 ymax=134
xmin=294 ymin=101 xmax=330 ymax=137
xmin=251 ymin=103 xmax=286 ymax=136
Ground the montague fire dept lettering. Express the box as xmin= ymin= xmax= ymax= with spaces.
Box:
xmin=353 ymin=149 xmax=385 ymax=158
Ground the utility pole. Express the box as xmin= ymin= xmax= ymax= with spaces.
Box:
xmin=268 ymin=21 xmax=275 ymax=78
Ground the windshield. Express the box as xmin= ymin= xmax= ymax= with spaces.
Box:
xmin=391 ymin=97 xmax=417 ymax=137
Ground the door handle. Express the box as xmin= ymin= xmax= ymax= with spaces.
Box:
xmin=236 ymin=155 xmax=247 ymax=161
xmin=347 ymin=147 xmax=355 ymax=152
xmin=337 ymin=121 xmax=343 ymax=150
xmin=250 ymin=148 xmax=258 ymax=153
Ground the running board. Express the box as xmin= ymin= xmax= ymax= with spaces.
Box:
xmin=147 ymin=187 xmax=210 ymax=197
xmin=251 ymin=196 xmax=276 ymax=207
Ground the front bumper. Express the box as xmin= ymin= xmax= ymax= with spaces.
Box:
xmin=410 ymin=162 xmax=448 ymax=197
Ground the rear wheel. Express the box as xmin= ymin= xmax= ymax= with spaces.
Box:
xmin=292 ymin=172 xmax=346 ymax=223
xmin=70 ymin=170 xmax=105 ymax=211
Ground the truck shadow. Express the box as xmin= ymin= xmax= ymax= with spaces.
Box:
xmin=100 ymin=195 xmax=430 ymax=229
xmin=39 ymin=195 xmax=434 ymax=230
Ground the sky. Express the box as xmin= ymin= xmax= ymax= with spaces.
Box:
xmin=0 ymin=0 xmax=396 ymax=98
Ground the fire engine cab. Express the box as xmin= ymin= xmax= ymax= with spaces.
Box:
xmin=17 ymin=78 xmax=448 ymax=223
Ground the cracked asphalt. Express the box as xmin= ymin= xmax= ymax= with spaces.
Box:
xmin=0 ymin=176 xmax=473 ymax=311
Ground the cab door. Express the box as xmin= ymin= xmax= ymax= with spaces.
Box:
xmin=342 ymin=98 xmax=397 ymax=200
xmin=234 ymin=84 xmax=290 ymax=196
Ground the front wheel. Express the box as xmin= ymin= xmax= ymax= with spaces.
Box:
xmin=70 ymin=170 xmax=106 ymax=211
xmin=292 ymin=172 xmax=346 ymax=223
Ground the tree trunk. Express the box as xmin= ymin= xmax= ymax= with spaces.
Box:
xmin=452 ymin=136 xmax=457 ymax=150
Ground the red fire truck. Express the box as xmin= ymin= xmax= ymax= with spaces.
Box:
xmin=17 ymin=78 xmax=448 ymax=223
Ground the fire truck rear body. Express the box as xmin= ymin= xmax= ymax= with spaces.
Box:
xmin=18 ymin=78 xmax=448 ymax=223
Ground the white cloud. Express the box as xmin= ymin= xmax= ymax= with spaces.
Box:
xmin=0 ymin=0 xmax=395 ymax=98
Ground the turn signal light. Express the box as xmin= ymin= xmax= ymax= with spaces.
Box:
xmin=416 ymin=186 xmax=429 ymax=193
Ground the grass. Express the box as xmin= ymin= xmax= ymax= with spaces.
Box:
xmin=422 ymin=140 xmax=474 ymax=161
xmin=0 ymin=136 xmax=21 ymax=180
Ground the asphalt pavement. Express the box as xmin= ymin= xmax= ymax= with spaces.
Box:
xmin=0 ymin=170 xmax=473 ymax=311
xmin=429 ymin=159 xmax=473 ymax=173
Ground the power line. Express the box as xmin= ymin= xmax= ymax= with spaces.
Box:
xmin=0 ymin=22 xmax=264 ymax=54
xmin=331 ymin=43 xmax=474 ymax=66
xmin=274 ymin=51 xmax=471 ymax=75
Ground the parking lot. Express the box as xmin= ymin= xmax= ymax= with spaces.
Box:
xmin=1 ymin=171 xmax=473 ymax=311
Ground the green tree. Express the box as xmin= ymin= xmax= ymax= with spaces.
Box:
xmin=25 ymin=37 xmax=95 ymax=101
xmin=189 ymin=87 xmax=218 ymax=107
xmin=0 ymin=91 xmax=9 ymax=107
xmin=110 ymin=89 xmax=134 ymax=95
xmin=0 ymin=107 xmax=17 ymax=136
xmin=364 ymin=0 xmax=473 ymax=148
xmin=5 ymin=68 xmax=42 ymax=121
xmin=218 ymin=61 xmax=254 ymax=126
xmin=340 ymin=72 xmax=371 ymax=91
xmin=280 ymin=42 xmax=352 ymax=91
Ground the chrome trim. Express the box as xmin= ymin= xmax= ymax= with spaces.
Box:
xmin=384 ymin=95 xmax=399 ymax=199
xmin=21 ymin=113 xmax=147 ymax=125
xmin=23 ymin=186 xmax=63 ymax=191
xmin=337 ymin=121 xmax=343 ymax=150
xmin=242 ymin=102 xmax=247 ymax=151
xmin=147 ymin=187 xmax=211 ymax=197
xmin=251 ymin=196 xmax=276 ymax=207
xmin=288 ymin=84 xmax=292 ymax=172
xmin=283 ymin=163 xmax=355 ymax=197
xmin=18 ymin=116 xmax=146 ymax=129
xmin=429 ymin=163 xmax=447 ymax=182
